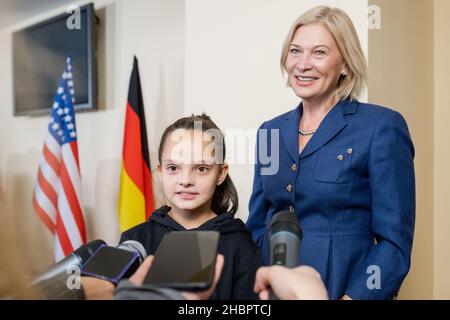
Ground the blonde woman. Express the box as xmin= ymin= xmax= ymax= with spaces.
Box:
xmin=247 ymin=6 xmax=415 ymax=300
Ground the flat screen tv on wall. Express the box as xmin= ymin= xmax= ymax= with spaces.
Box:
xmin=12 ymin=3 xmax=97 ymax=116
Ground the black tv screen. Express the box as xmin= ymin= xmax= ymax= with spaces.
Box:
xmin=13 ymin=3 xmax=96 ymax=116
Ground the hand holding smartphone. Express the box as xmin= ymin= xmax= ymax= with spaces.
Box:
xmin=143 ymin=231 xmax=220 ymax=291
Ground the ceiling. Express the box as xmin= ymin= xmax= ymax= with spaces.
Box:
xmin=0 ymin=0 xmax=75 ymax=29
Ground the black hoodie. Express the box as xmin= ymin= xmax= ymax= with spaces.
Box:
xmin=120 ymin=206 xmax=264 ymax=300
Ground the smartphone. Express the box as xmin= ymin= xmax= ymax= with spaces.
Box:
xmin=81 ymin=245 xmax=140 ymax=284
xmin=143 ymin=231 xmax=220 ymax=291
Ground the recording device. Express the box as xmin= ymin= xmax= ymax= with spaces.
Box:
xmin=32 ymin=239 xmax=106 ymax=285
xmin=80 ymin=240 xmax=147 ymax=284
xmin=144 ymin=231 xmax=220 ymax=291
xmin=269 ymin=210 xmax=302 ymax=268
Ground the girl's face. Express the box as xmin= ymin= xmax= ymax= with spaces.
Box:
xmin=158 ymin=129 xmax=228 ymax=213
xmin=285 ymin=23 xmax=347 ymax=104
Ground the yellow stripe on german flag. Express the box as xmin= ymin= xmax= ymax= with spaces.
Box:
xmin=118 ymin=161 xmax=146 ymax=231
xmin=118 ymin=56 xmax=155 ymax=232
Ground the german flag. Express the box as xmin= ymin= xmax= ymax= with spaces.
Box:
xmin=118 ymin=56 xmax=155 ymax=232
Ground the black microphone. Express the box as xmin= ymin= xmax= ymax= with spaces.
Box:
xmin=269 ymin=210 xmax=302 ymax=268
xmin=80 ymin=240 xmax=147 ymax=284
xmin=32 ymin=239 xmax=106 ymax=285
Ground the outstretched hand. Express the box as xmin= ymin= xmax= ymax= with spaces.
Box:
xmin=254 ymin=265 xmax=328 ymax=300
xmin=128 ymin=254 xmax=225 ymax=300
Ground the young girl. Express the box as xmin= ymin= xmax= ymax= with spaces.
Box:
xmin=120 ymin=114 xmax=263 ymax=300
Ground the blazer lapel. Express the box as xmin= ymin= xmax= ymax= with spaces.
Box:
xmin=300 ymin=99 xmax=357 ymax=159
xmin=280 ymin=105 xmax=302 ymax=164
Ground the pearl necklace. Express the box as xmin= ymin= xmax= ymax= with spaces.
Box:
xmin=298 ymin=129 xmax=317 ymax=136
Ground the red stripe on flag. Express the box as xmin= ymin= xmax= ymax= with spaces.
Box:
xmin=60 ymin=161 xmax=87 ymax=243
xmin=55 ymin=212 xmax=74 ymax=256
xmin=70 ymin=142 xmax=81 ymax=171
xmin=122 ymin=103 xmax=145 ymax=193
xmin=37 ymin=169 xmax=58 ymax=210
xmin=32 ymin=196 xmax=56 ymax=232
xmin=43 ymin=144 xmax=60 ymax=173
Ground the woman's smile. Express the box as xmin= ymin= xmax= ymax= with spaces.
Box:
xmin=294 ymin=75 xmax=319 ymax=87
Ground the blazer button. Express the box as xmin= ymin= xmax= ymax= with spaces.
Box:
xmin=337 ymin=155 xmax=344 ymax=161
xmin=286 ymin=184 xmax=293 ymax=192
xmin=291 ymin=163 xmax=297 ymax=172
xmin=347 ymin=148 xmax=353 ymax=155
xmin=289 ymin=206 xmax=295 ymax=213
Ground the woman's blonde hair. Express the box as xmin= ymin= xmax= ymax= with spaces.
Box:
xmin=280 ymin=6 xmax=367 ymax=101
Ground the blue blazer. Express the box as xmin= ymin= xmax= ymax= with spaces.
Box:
xmin=246 ymin=99 xmax=415 ymax=300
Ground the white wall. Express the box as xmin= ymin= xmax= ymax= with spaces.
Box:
xmin=0 ymin=0 xmax=368 ymax=273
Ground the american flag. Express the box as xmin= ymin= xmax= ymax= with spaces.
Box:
xmin=32 ymin=57 xmax=86 ymax=261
